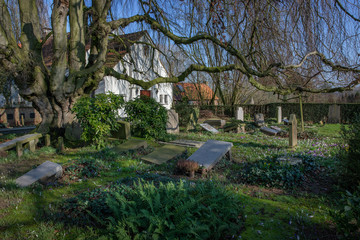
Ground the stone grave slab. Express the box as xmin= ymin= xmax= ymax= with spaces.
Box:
xmin=0 ymin=133 xmax=42 ymax=152
xmin=141 ymin=145 xmax=186 ymax=165
xmin=187 ymin=140 xmax=233 ymax=170
xmin=200 ymin=123 xmax=219 ymax=134
xmin=15 ymin=161 xmax=62 ymax=187
xmin=204 ymin=119 xmax=226 ymax=128
xmin=113 ymin=139 xmax=148 ymax=152
xmin=260 ymin=127 xmax=279 ymax=136
xmin=283 ymin=119 xmax=289 ymax=125
xmin=270 ymin=126 xmax=282 ymax=132
xmin=158 ymin=139 xmax=205 ymax=148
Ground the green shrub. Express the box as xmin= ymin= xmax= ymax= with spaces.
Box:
xmin=331 ymin=186 xmax=360 ymax=238
xmin=339 ymin=113 xmax=360 ymax=190
xmin=59 ymin=175 xmax=244 ymax=239
xmin=72 ymin=92 xmax=124 ymax=149
xmin=174 ymin=98 xmax=199 ymax=127
xmin=125 ymin=96 xmax=167 ymax=139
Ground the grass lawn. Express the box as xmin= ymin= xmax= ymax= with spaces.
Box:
xmin=0 ymin=124 xmax=350 ymax=239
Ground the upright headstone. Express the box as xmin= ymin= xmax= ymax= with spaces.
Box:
xmin=45 ymin=134 xmax=51 ymax=147
xmin=29 ymin=139 xmax=36 ymax=152
xmin=277 ymin=106 xmax=282 ymax=124
xmin=236 ymin=107 xmax=244 ymax=121
xmin=58 ymin=137 xmax=65 ymax=153
xmin=289 ymin=114 xmax=297 ymax=148
xmin=187 ymin=108 xmax=199 ymax=131
xmin=166 ymin=110 xmax=179 ymax=134
xmin=16 ymin=142 xmax=23 ymax=158
xmin=254 ymin=113 xmax=265 ymax=127
xmin=111 ymin=121 xmax=131 ymax=139
xmin=250 ymin=97 xmax=255 ymax=105
xmin=328 ymin=105 xmax=341 ymax=123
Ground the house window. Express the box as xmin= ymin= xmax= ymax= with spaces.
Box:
xmin=160 ymin=94 xmax=164 ymax=104
xmin=7 ymin=114 xmax=13 ymax=120
xmin=30 ymin=113 xmax=35 ymax=119
xmin=164 ymin=95 xmax=169 ymax=105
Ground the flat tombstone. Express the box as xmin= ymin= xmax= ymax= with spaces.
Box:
xmin=200 ymin=123 xmax=219 ymax=134
xmin=141 ymin=145 xmax=186 ymax=165
xmin=166 ymin=110 xmax=179 ymax=134
xmin=187 ymin=140 xmax=233 ymax=170
xmin=328 ymin=105 xmax=341 ymax=123
xmin=277 ymin=106 xmax=282 ymax=124
xmin=289 ymin=114 xmax=297 ymax=148
xmin=15 ymin=161 xmax=62 ymax=187
xmin=236 ymin=107 xmax=244 ymax=121
xmin=260 ymin=127 xmax=279 ymax=136
xmin=16 ymin=142 xmax=23 ymax=158
xmin=45 ymin=134 xmax=51 ymax=147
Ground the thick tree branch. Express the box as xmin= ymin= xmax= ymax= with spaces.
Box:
xmin=69 ymin=0 xmax=85 ymax=73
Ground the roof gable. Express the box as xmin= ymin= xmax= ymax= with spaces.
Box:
xmin=174 ymin=82 xmax=218 ymax=101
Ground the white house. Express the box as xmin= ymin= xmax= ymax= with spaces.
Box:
xmin=94 ymin=31 xmax=173 ymax=110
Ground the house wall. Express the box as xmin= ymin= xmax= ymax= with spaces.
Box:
xmin=0 ymin=107 xmax=41 ymax=127
xmin=95 ymin=34 xmax=172 ymax=114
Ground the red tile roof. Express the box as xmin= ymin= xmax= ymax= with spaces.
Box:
xmin=174 ymin=82 xmax=218 ymax=101
xmin=41 ymin=31 xmax=148 ymax=68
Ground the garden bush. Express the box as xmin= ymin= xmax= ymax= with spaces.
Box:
xmin=339 ymin=113 xmax=360 ymax=190
xmin=72 ymin=92 xmax=124 ymax=149
xmin=125 ymin=96 xmax=168 ymax=139
xmin=59 ymin=175 xmax=244 ymax=239
xmin=331 ymin=186 xmax=360 ymax=238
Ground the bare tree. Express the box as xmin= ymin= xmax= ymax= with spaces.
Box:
xmin=0 ymin=0 xmax=359 ymax=135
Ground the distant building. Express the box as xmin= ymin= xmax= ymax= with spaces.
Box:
xmin=173 ymin=82 xmax=219 ymax=105
xmin=94 ymin=31 xmax=172 ymax=111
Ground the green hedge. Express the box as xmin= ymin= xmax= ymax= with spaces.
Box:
xmin=176 ymin=103 xmax=360 ymax=123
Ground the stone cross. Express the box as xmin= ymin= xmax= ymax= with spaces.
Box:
xmin=236 ymin=107 xmax=244 ymax=121
xmin=277 ymin=106 xmax=282 ymax=124
xmin=289 ymin=114 xmax=297 ymax=148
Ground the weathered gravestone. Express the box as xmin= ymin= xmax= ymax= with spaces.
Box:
xmin=260 ymin=127 xmax=279 ymax=136
xmin=158 ymin=139 xmax=205 ymax=148
xmin=277 ymin=106 xmax=282 ymax=124
xmin=289 ymin=114 xmax=297 ymax=148
xmin=141 ymin=145 xmax=186 ymax=165
xmin=58 ymin=137 xmax=65 ymax=153
xmin=328 ymin=105 xmax=341 ymax=123
xmin=45 ymin=134 xmax=51 ymax=147
xmin=187 ymin=140 xmax=233 ymax=170
xmin=111 ymin=120 xmax=131 ymax=139
xmin=166 ymin=110 xmax=179 ymax=134
xmin=283 ymin=118 xmax=289 ymax=125
xmin=236 ymin=107 xmax=244 ymax=121
xmin=270 ymin=126 xmax=283 ymax=132
xmin=200 ymin=123 xmax=219 ymax=134
xmin=15 ymin=161 xmax=62 ymax=187
xmin=204 ymin=119 xmax=226 ymax=128
xmin=254 ymin=113 xmax=265 ymax=127
xmin=113 ymin=139 xmax=148 ymax=152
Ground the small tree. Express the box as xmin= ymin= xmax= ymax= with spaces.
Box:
xmin=125 ymin=96 xmax=167 ymax=140
xmin=72 ymin=92 xmax=124 ymax=149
